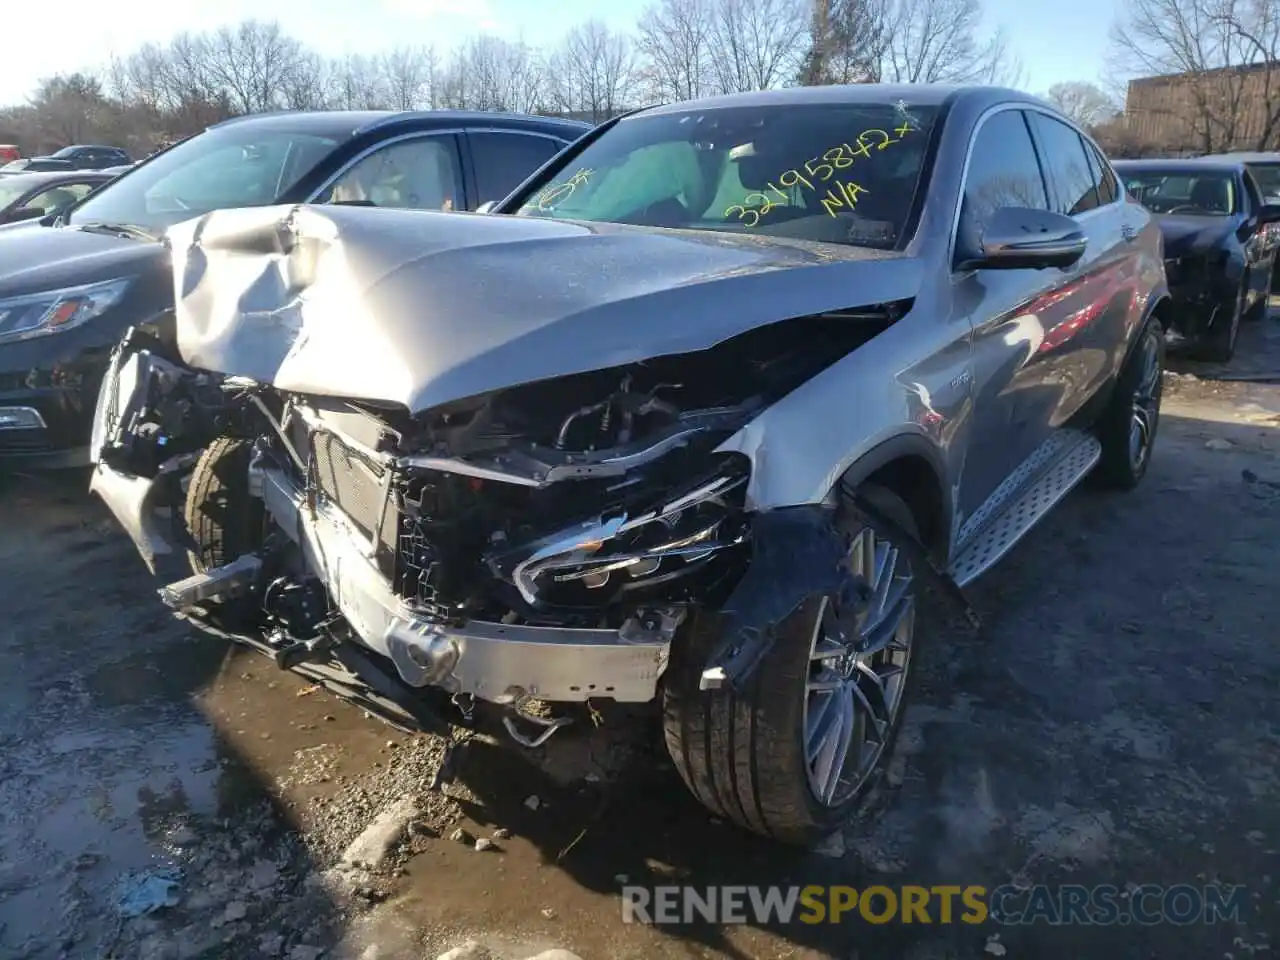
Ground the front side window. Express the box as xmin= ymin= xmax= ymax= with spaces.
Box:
xmin=512 ymin=101 xmax=941 ymax=250
xmin=318 ymin=136 xmax=462 ymax=211
xmin=1121 ymin=171 xmax=1236 ymax=216
xmin=1084 ymin=143 xmax=1119 ymax=205
xmin=960 ymin=108 xmax=1048 ymax=237
xmin=68 ymin=122 xmax=359 ymax=235
xmin=1028 ymin=113 xmax=1099 ymax=215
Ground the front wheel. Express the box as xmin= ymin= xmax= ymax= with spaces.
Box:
xmin=662 ymin=485 xmax=920 ymax=845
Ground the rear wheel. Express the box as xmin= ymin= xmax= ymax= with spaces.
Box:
xmin=662 ymin=485 xmax=920 ymax=844
xmin=1094 ymin=319 xmax=1164 ymax=490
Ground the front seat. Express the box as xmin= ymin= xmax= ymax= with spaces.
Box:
xmin=34 ymin=187 xmax=77 ymax=213
xmin=1189 ymin=178 xmax=1231 ymax=214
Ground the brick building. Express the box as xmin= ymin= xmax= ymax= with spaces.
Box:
xmin=1123 ymin=61 xmax=1280 ymax=154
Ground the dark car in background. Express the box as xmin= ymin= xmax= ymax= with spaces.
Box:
xmin=0 ymin=170 xmax=117 ymax=225
xmin=0 ymin=109 xmax=590 ymax=467
xmin=1115 ymin=158 xmax=1280 ymax=361
xmin=1204 ymin=151 xmax=1280 ymax=291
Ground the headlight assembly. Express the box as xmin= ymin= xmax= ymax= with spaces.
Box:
xmin=0 ymin=277 xmax=133 ymax=344
xmin=499 ymin=455 xmax=752 ymax=606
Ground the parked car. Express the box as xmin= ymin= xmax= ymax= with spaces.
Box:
xmin=1203 ymin=151 xmax=1280 ymax=292
xmin=33 ymin=145 xmax=133 ymax=170
xmin=89 ymin=85 xmax=1167 ymax=845
xmin=1 ymin=157 xmax=73 ymax=175
xmin=0 ymin=109 xmax=589 ymax=467
xmin=0 ymin=145 xmax=20 ymax=164
xmin=1115 ymin=158 xmax=1279 ymax=361
xmin=0 ymin=170 xmax=117 ymax=225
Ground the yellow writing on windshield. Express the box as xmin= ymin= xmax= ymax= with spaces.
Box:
xmin=724 ymin=124 xmax=913 ymax=225
xmin=533 ymin=167 xmax=594 ymax=211
xmin=821 ymin=181 xmax=868 ymax=217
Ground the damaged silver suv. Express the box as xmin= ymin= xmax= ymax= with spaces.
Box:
xmin=88 ymin=84 xmax=1169 ymax=846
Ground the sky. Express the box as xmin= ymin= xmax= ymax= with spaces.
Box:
xmin=0 ymin=0 xmax=1117 ymax=108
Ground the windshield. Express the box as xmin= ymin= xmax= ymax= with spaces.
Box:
xmin=1246 ymin=163 xmax=1280 ymax=203
xmin=514 ymin=101 xmax=939 ymax=249
xmin=0 ymin=179 xmax=33 ymax=208
xmin=68 ymin=122 xmax=356 ymax=234
xmin=1121 ymin=170 xmax=1236 ymax=216
xmin=50 ymin=147 xmax=78 ymax=159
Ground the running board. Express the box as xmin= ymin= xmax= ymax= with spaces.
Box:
xmin=948 ymin=432 xmax=1101 ymax=588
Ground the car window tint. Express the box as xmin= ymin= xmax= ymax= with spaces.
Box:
xmin=471 ymin=133 xmax=564 ymax=205
xmin=960 ymin=108 xmax=1048 ymax=236
xmin=1084 ymin=143 xmax=1118 ymax=205
xmin=322 ymin=136 xmax=462 ymax=211
xmin=1028 ymin=113 xmax=1099 ymax=215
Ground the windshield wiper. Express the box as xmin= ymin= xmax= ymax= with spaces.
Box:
xmin=75 ymin=221 xmax=157 ymax=241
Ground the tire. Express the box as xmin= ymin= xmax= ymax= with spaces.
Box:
xmin=184 ymin=437 xmax=265 ymax=574
xmin=1192 ymin=284 xmax=1243 ymax=363
xmin=1093 ymin=319 xmax=1164 ymax=490
xmin=661 ymin=484 xmax=921 ymax=845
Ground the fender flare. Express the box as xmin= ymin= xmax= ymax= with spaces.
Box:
xmin=837 ymin=431 xmax=953 ymax=552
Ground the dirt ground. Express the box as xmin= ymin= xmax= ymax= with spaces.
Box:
xmin=2 ymin=317 xmax=1278 ymax=960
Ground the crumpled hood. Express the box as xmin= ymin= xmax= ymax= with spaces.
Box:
xmin=169 ymin=203 xmax=923 ymax=414
xmin=0 ymin=223 xmax=165 ymax=297
xmin=1157 ymin=214 xmax=1238 ymax=258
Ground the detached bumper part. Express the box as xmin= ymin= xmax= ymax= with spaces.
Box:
xmin=699 ymin=505 xmax=857 ymax=691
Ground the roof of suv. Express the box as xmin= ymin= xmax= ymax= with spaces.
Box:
xmin=207 ymin=110 xmax=592 ymax=139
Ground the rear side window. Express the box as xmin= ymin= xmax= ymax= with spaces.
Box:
xmin=960 ymin=108 xmax=1048 ymax=235
xmin=470 ymin=132 xmax=564 ymax=205
xmin=1028 ymin=113 xmax=1100 ymax=215
xmin=1083 ymin=142 xmax=1119 ymax=205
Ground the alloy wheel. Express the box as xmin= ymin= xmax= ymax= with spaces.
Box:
xmin=1128 ymin=330 xmax=1162 ymax=471
xmin=803 ymin=527 xmax=915 ymax=807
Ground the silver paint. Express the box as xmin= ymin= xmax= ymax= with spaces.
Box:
xmin=159 ymin=85 xmax=1165 ymax=573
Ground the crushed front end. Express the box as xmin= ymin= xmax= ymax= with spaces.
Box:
xmin=89 ymin=312 xmax=885 ymax=739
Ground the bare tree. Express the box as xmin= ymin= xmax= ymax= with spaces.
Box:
xmin=1110 ymin=0 xmax=1280 ymax=152
xmin=800 ymin=0 xmax=885 ymax=84
xmin=440 ymin=36 xmax=547 ymax=113
xmin=547 ymin=20 xmax=640 ymax=120
xmin=1045 ymin=81 xmax=1120 ymax=128
xmin=801 ymin=0 xmax=1021 ymax=87
xmin=327 ymin=54 xmax=390 ymax=109
xmin=637 ymin=0 xmax=717 ymax=101
xmin=879 ymin=0 xmax=1021 ymax=85
xmin=707 ymin=0 xmax=809 ymax=93
xmin=382 ymin=46 xmax=438 ymax=110
xmin=202 ymin=20 xmax=308 ymax=114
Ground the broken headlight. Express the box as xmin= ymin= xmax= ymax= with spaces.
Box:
xmin=495 ymin=454 xmax=751 ymax=607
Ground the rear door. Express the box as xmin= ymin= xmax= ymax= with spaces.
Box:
xmin=464 ymin=131 xmax=570 ymax=208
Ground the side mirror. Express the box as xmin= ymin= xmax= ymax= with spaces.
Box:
xmin=0 ymin=206 xmax=45 ymax=225
xmin=958 ymin=206 xmax=1088 ymax=271
xmin=1257 ymin=203 xmax=1280 ymax=225
xmin=476 ymin=200 xmax=498 ymax=214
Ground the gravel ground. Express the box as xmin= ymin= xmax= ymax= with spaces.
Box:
xmin=1 ymin=317 xmax=1278 ymax=960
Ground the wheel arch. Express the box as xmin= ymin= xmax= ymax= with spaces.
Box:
xmin=838 ymin=434 xmax=951 ymax=560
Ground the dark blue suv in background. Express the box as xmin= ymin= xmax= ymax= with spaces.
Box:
xmin=0 ymin=110 xmax=590 ymax=467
